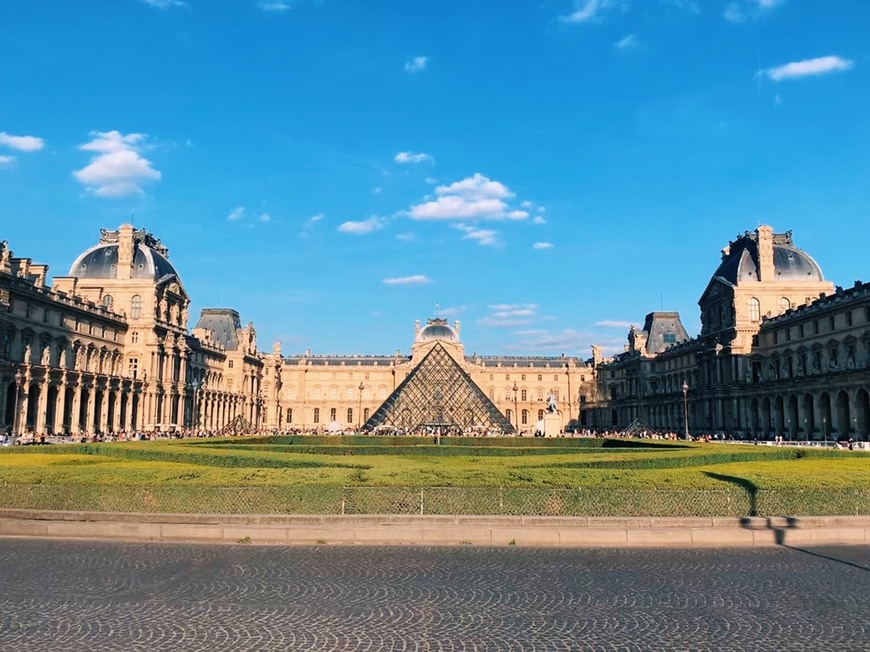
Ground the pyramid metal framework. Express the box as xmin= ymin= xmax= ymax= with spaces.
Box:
xmin=363 ymin=343 xmax=515 ymax=433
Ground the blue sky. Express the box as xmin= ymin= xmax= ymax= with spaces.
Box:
xmin=1 ymin=0 xmax=868 ymax=357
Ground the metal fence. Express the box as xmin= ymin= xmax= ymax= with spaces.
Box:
xmin=1 ymin=484 xmax=868 ymax=517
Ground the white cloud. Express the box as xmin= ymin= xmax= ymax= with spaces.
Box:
xmin=560 ymin=0 xmax=627 ymax=24
xmin=338 ymin=215 xmax=386 ymax=234
xmin=504 ymin=328 xmax=622 ymax=354
xmin=723 ymin=3 xmax=745 ymax=22
xmin=531 ymin=215 xmax=547 ymax=225
xmin=259 ymin=212 xmax=271 ymax=223
xmin=764 ymin=55 xmax=854 ymax=81
xmin=477 ymin=303 xmax=539 ymax=327
xmin=0 ymin=132 xmax=44 ymax=152
xmin=257 ymin=0 xmax=292 ymax=11
xmin=404 ymin=56 xmax=428 ymax=73
xmin=396 ymin=232 xmax=416 ymax=242
xmin=73 ymin=130 xmax=161 ymax=198
xmin=299 ymin=213 xmax=324 ymax=238
xmin=0 ymin=155 xmax=15 ymax=166
xmin=454 ymin=224 xmax=500 ymax=247
xmin=615 ymin=34 xmax=641 ymax=51
xmin=140 ymin=0 xmax=187 ymax=8
xmin=520 ymin=200 xmax=534 ymax=209
xmin=394 ymin=151 xmax=433 ymax=164
xmin=409 ymin=173 xmax=529 ymax=221
xmin=383 ymin=274 xmax=431 ymax=286
xmin=725 ymin=0 xmax=784 ymax=22
xmin=227 ymin=206 xmax=246 ymax=222
xmin=595 ymin=320 xmax=633 ymax=328
xmin=532 ymin=242 xmax=554 ymax=250
xmin=372 ymin=186 xmax=382 ymax=194
xmin=660 ymin=0 xmax=700 ymax=13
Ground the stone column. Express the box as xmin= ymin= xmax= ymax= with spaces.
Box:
xmin=70 ymin=378 xmax=82 ymax=435
xmin=85 ymin=384 xmax=96 ymax=435
xmin=36 ymin=375 xmax=50 ymax=436
xmin=54 ymin=374 xmax=68 ymax=434
xmin=112 ymin=388 xmax=122 ymax=433
xmin=20 ymin=370 xmax=32 ymax=433
xmin=99 ymin=384 xmax=110 ymax=434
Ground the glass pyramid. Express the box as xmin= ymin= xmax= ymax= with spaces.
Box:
xmin=363 ymin=342 xmax=515 ymax=434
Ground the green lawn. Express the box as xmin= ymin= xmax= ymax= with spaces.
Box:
xmin=1 ymin=436 xmax=867 ymax=516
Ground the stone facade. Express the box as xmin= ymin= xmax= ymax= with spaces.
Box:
xmin=1 ymin=227 xmax=263 ymax=436
xmin=259 ymin=318 xmax=593 ymax=433
xmin=589 ymin=226 xmax=870 ymax=441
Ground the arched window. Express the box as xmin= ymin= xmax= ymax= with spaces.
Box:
xmin=130 ymin=295 xmax=142 ymax=319
xmin=506 ymin=409 xmax=513 ymax=423
xmin=330 ymin=407 xmax=337 ymax=421
xmin=521 ymin=389 xmax=527 ymax=401
xmin=364 ymin=408 xmax=370 ymax=420
xmin=313 ymin=408 xmax=320 ymax=424
xmin=286 ymin=408 xmax=293 ymax=424
xmin=779 ymin=297 xmax=791 ymax=313
xmin=538 ymin=409 xmax=544 ymax=421
xmin=102 ymin=294 xmax=113 ymax=310
xmin=521 ymin=409 xmax=529 ymax=425
xmin=747 ymin=297 xmax=761 ymax=323
xmin=347 ymin=408 xmax=353 ymax=423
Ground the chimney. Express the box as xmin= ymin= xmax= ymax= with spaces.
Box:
xmin=756 ymin=225 xmax=774 ymax=282
xmin=117 ymin=224 xmax=134 ymax=280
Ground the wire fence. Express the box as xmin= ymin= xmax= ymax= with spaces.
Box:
xmin=1 ymin=484 xmax=868 ymax=517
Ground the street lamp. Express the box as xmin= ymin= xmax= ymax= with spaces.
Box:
xmin=13 ymin=369 xmax=23 ymax=438
xmin=681 ymin=381 xmax=690 ymax=440
xmin=358 ymin=382 xmax=364 ymax=431
xmin=822 ymin=416 xmax=828 ymax=445
xmin=512 ymin=381 xmax=519 ymax=435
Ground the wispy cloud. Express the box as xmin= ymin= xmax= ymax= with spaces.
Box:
xmin=299 ymin=212 xmax=324 ymax=237
xmin=394 ymin=151 xmax=433 ymax=164
xmin=257 ymin=0 xmax=292 ymax=11
xmin=259 ymin=212 xmax=271 ymax=223
xmin=505 ymin=328 xmax=622 ymax=354
xmin=396 ymin=232 xmax=416 ymax=242
xmin=477 ymin=303 xmax=539 ymax=327
xmin=0 ymin=155 xmax=15 ymax=166
xmin=140 ymin=0 xmax=187 ymax=8
xmin=615 ymin=34 xmax=641 ymax=51
xmin=383 ymin=274 xmax=431 ymax=286
xmin=0 ymin=132 xmax=44 ymax=152
xmin=227 ymin=206 xmax=246 ymax=222
xmin=409 ymin=173 xmax=529 ymax=221
xmin=338 ymin=215 xmax=386 ymax=234
xmin=454 ymin=224 xmax=500 ymax=247
xmin=404 ymin=56 xmax=428 ymax=73
xmin=532 ymin=215 xmax=547 ymax=225
xmin=764 ymin=55 xmax=854 ymax=81
xmin=73 ymin=130 xmax=161 ymax=198
xmin=725 ymin=0 xmax=784 ymax=23
xmin=560 ymin=0 xmax=627 ymax=24
xmin=595 ymin=320 xmax=633 ymax=328
xmin=532 ymin=242 xmax=553 ymax=250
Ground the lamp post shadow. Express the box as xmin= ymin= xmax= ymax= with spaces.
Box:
xmin=704 ymin=471 xmax=759 ymax=517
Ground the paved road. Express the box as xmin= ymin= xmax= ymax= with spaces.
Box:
xmin=0 ymin=540 xmax=867 ymax=651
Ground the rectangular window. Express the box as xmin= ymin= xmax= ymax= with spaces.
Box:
xmin=663 ymin=333 xmax=677 ymax=344
xmin=128 ymin=358 xmax=139 ymax=379
xmin=846 ymin=311 xmax=853 ymax=327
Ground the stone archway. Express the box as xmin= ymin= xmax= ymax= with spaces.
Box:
xmin=818 ymin=392 xmax=833 ymax=442
xmin=774 ymin=396 xmax=785 ymax=436
xmin=835 ymin=390 xmax=851 ymax=440
xmin=750 ymin=397 xmax=760 ymax=435
xmin=856 ymin=389 xmax=870 ymax=441
xmin=801 ymin=393 xmax=815 ymax=440
xmin=787 ymin=395 xmax=799 ymax=440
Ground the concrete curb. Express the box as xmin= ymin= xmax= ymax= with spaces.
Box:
xmin=1 ymin=510 xmax=868 ymax=547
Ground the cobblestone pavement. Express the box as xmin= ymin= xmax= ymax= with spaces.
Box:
xmin=0 ymin=540 xmax=868 ymax=651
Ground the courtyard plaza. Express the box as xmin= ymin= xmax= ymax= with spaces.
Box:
xmin=0 ymin=539 xmax=867 ymax=651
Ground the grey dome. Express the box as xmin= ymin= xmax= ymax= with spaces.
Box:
xmin=712 ymin=234 xmax=824 ymax=285
xmin=418 ymin=320 xmax=458 ymax=342
xmin=69 ymin=242 xmax=178 ymax=281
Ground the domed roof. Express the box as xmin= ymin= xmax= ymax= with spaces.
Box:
xmin=69 ymin=230 xmax=178 ymax=281
xmin=417 ymin=318 xmax=459 ymax=343
xmin=712 ymin=230 xmax=824 ymax=285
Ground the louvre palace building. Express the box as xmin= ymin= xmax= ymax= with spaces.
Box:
xmin=1 ymin=223 xmax=868 ymax=441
